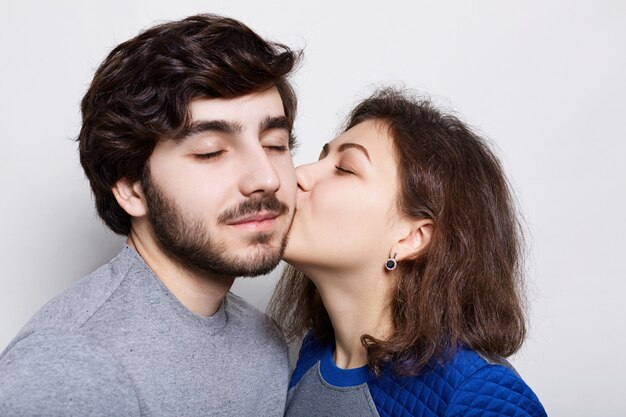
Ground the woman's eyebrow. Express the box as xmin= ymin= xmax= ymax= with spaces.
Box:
xmin=338 ymin=142 xmax=371 ymax=163
xmin=319 ymin=143 xmax=330 ymax=159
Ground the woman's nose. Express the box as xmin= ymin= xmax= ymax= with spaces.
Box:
xmin=295 ymin=162 xmax=318 ymax=192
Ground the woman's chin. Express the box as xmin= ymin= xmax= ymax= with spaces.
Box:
xmin=281 ymin=241 xmax=311 ymax=271
xmin=282 ymin=224 xmax=308 ymax=263
xmin=281 ymin=242 xmax=302 ymax=265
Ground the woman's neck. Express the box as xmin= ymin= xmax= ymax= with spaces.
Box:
xmin=313 ymin=270 xmax=393 ymax=370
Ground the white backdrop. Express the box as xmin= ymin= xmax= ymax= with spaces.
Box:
xmin=1 ymin=1 xmax=624 ymax=415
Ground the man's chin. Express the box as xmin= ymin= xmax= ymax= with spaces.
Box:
xmin=232 ymin=252 xmax=283 ymax=277
xmin=240 ymin=229 xmax=288 ymax=277
xmin=228 ymin=240 xmax=287 ymax=277
xmin=247 ymin=231 xmax=274 ymax=245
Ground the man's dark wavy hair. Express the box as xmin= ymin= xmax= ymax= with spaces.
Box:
xmin=78 ymin=14 xmax=301 ymax=235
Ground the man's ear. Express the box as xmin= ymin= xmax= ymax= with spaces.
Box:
xmin=111 ymin=178 xmax=148 ymax=217
xmin=391 ymin=218 xmax=434 ymax=262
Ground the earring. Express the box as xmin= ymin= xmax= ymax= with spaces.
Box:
xmin=385 ymin=253 xmax=397 ymax=271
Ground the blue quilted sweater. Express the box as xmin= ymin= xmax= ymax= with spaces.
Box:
xmin=285 ymin=334 xmax=547 ymax=417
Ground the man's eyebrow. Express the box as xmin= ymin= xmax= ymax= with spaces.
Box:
xmin=183 ymin=120 xmax=243 ymax=138
xmin=338 ymin=142 xmax=371 ymax=163
xmin=259 ymin=115 xmax=291 ymax=132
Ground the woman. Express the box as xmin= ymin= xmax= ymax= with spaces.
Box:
xmin=269 ymin=88 xmax=547 ymax=416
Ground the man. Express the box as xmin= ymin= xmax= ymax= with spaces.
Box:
xmin=0 ymin=14 xmax=299 ymax=416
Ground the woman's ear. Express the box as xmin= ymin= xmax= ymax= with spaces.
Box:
xmin=391 ymin=218 xmax=433 ymax=262
xmin=111 ymin=178 xmax=148 ymax=217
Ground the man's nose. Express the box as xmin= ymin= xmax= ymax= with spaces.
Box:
xmin=239 ymin=147 xmax=281 ymax=197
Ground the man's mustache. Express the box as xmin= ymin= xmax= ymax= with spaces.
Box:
xmin=217 ymin=196 xmax=289 ymax=225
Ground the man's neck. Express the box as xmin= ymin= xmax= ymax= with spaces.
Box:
xmin=128 ymin=232 xmax=234 ymax=317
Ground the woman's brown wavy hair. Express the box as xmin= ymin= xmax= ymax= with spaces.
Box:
xmin=268 ymin=88 xmax=527 ymax=376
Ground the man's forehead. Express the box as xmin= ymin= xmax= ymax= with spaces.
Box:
xmin=188 ymin=87 xmax=285 ymax=120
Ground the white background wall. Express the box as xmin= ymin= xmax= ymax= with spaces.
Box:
xmin=1 ymin=1 xmax=624 ymax=415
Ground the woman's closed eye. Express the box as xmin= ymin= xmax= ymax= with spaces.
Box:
xmin=335 ymin=165 xmax=355 ymax=175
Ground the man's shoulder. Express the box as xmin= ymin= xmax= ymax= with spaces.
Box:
xmin=224 ymin=292 xmax=287 ymax=351
xmin=0 ymin=331 xmax=141 ymax=416
xmin=15 ymin=247 xmax=137 ymax=339
xmin=224 ymin=291 xmax=276 ymax=328
xmin=2 ymin=331 xmax=125 ymax=369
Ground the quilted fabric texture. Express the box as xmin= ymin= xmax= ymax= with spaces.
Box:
xmin=289 ymin=334 xmax=547 ymax=417
xmin=368 ymin=350 xmax=546 ymax=417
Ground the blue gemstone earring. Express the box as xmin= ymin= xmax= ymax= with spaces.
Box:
xmin=385 ymin=253 xmax=397 ymax=271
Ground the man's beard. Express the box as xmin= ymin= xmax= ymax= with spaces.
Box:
xmin=141 ymin=173 xmax=292 ymax=278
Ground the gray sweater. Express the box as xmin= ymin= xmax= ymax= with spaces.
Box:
xmin=0 ymin=246 xmax=289 ymax=416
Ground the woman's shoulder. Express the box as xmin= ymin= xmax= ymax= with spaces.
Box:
xmin=368 ymin=347 xmax=547 ymax=417
xmin=289 ymin=332 xmax=329 ymax=389
xmin=445 ymin=348 xmax=546 ymax=416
